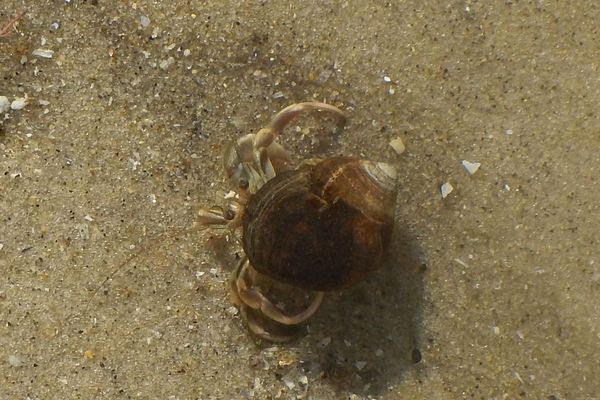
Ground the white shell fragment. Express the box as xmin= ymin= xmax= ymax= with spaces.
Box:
xmin=10 ymin=98 xmax=28 ymax=110
xmin=140 ymin=15 xmax=151 ymax=27
xmin=159 ymin=57 xmax=175 ymax=70
xmin=461 ymin=160 xmax=481 ymax=175
xmin=441 ymin=182 xmax=454 ymax=198
xmin=389 ymin=137 xmax=405 ymax=155
xmin=0 ymin=96 xmax=10 ymax=113
xmin=8 ymin=355 xmax=24 ymax=367
xmin=32 ymin=49 xmax=54 ymax=58
xmin=355 ymin=360 xmax=367 ymax=371
xmin=224 ymin=190 xmax=237 ymax=199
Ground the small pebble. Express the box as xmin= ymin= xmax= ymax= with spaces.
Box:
xmin=0 ymin=96 xmax=10 ymax=113
xmin=8 ymin=355 xmax=24 ymax=367
xmin=505 ymin=129 xmax=513 ymax=135
xmin=461 ymin=160 xmax=481 ymax=175
xmin=298 ymin=375 xmax=308 ymax=389
xmin=11 ymin=98 xmax=27 ymax=110
xmin=355 ymin=360 xmax=367 ymax=371
xmin=140 ymin=15 xmax=151 ymax=28
xmin=159 ymin=57 xmax=175 ymax=70
xmin=389 ymin=137 xmax=405 ymax=155
xmin=411 ymin=348 xmax=422 ymax=363
xmin=223 ymin=190 xmax=237 ymax=199
xmin=282 ymin=376 xmax=295 ymax=390
xmin=516 ymin=330 xmax=525 ymax=340
xmin=226 ymin=306 xmax=238 ymax=315
xmin=441 ymin=182 xmax=454 ymax=198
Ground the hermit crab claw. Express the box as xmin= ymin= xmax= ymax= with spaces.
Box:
xmin=222 ymin=102 xmax=347 ymax=196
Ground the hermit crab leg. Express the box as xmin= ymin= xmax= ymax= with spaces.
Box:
xmin=232 ymin=257 xmax=324 ymax=326
xmin=254 ymin=102 xmax=347 ymax=149
xmin=239 ymin=306 xmax=298 ymax=343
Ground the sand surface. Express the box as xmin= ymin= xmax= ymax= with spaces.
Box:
xmin=1 ymin=1 xmax=599 ymax=399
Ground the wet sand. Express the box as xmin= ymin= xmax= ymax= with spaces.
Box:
xmin=1 ymin=1 xmax=599 ymax=398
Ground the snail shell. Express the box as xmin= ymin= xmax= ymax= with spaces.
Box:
xmin=242 ymin=156 xmax=397 ymax=291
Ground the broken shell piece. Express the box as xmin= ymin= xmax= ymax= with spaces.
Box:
xmin=0 ymin=96 xmax=9 ymax=113
xmin=10 ymin=98 xmax=27 ymax=110
xmin=8 ymin=355 xmax=24 ymax=367
xmin=224 ymin=190 xmax=237 ymax=199
xmin=32 ymin=49 xmax=54 ymax=59
xmin=140 ymin=15 xmax=151 ymax=27
xmin=461 ymin=160 xmax=481 ymax=175
xmin=441 ymin=182 xmax=454 ymax=198
xmin=355 ymin=360 xmax=367 ymax=371
xmin=389 ymin=137 xmax=405 ymax=155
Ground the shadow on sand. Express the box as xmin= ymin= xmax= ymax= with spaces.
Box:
xmin=299 ymin=224 xmax=426 ymax=396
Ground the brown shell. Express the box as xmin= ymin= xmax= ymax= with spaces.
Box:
xmin=241 ymin=156 xmax=397 ymax=291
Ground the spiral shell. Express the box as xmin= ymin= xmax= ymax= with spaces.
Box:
xmin=242 ymin=156 xmax=397 ymax=291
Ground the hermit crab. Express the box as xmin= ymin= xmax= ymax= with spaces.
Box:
xmin=199 ymin=102 xmax=398 ymax=341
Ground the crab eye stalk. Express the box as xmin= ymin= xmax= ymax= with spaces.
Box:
xmin=224 ymin=209 xmax=236 ymax=221
xmin=238 ymin=178 xmax=249 ymax=190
